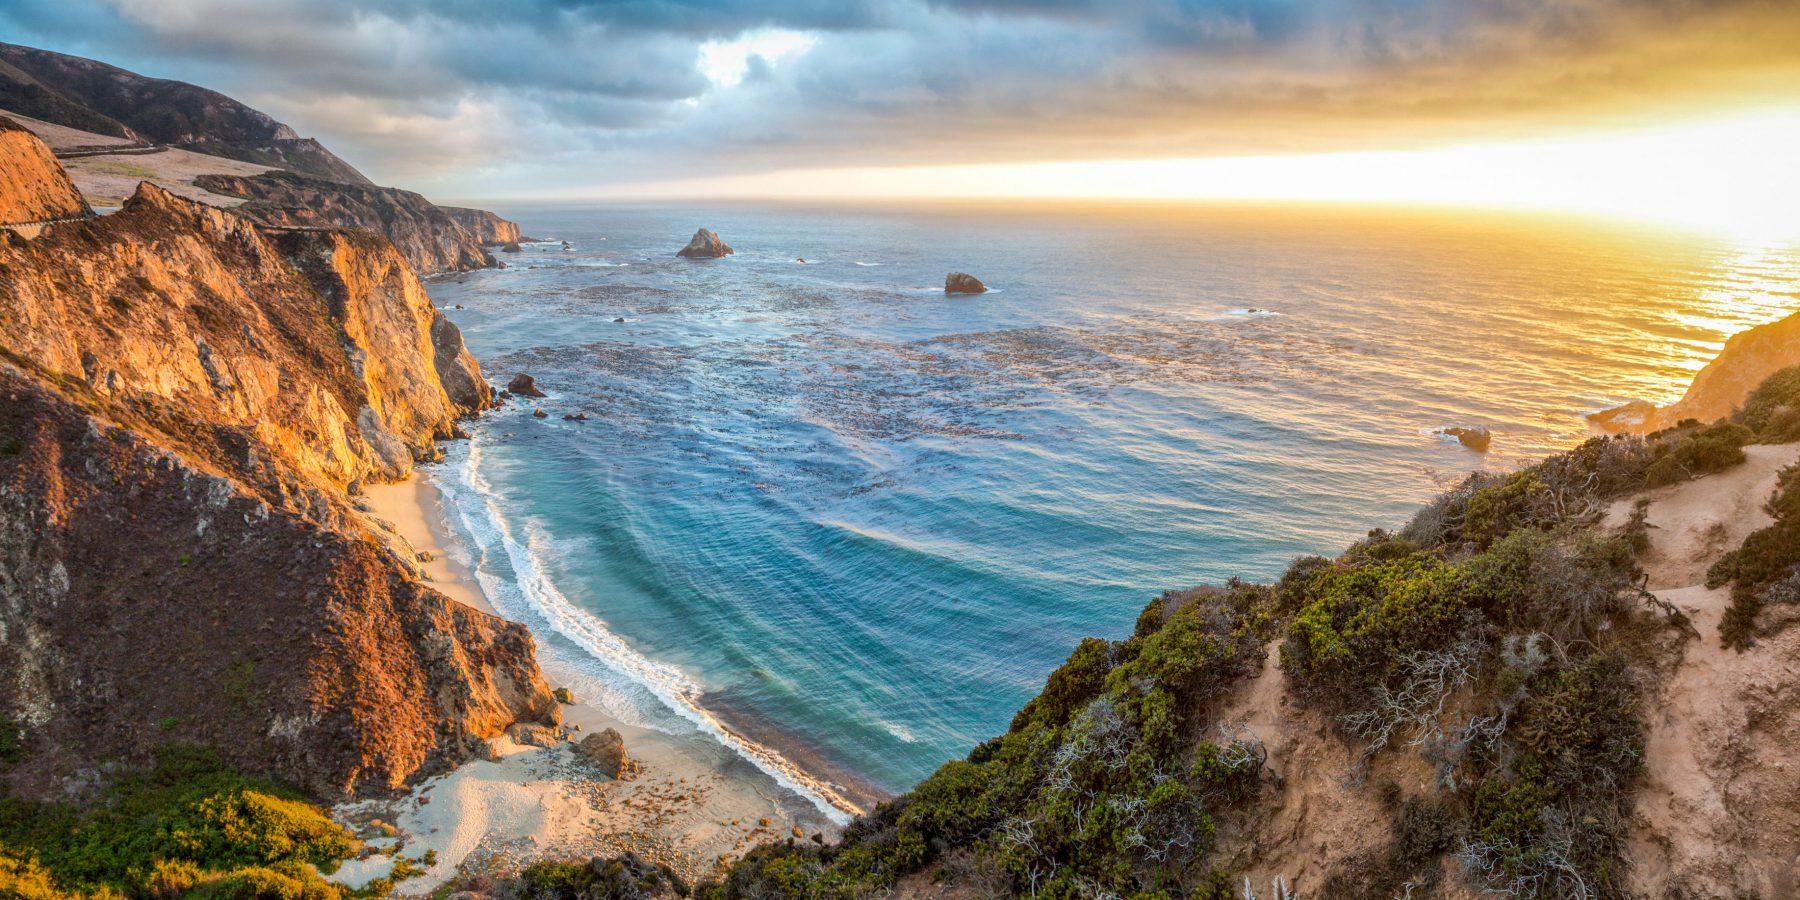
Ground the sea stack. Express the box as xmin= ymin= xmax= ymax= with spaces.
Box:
xmin=508 ymin=373 xmax=547 ymax=397
xmin=945 ymin=272 xmax=988 ymax=294
xmin=677 ymin=228 xmax=734 ymax=258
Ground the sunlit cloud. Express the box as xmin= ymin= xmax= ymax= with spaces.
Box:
xmin=697 ymin=29 xmax=818 ymax=88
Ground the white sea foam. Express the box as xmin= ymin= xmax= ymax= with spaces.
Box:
xmin=434 ymin=440 xmax=860 ymax=823
xmin=880 ymin=720 xmax=917 ymax=743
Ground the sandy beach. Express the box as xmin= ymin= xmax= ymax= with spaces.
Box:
xmin=344 ymin=472 xmax=845 ymax=895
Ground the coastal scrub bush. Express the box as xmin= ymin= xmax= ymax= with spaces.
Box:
xmin=1463 ymin=472 xmax=1551 ymax=548
xmin=1461 ymin=649 xmax=1641 ymax=899
xmin=1733 ymin=364 xmax=1800 ymax=443
xmin=506 ymin=854 xmax=690 ymax=899
xmin=1279 ymin=543 xmax=1473 ymax=712
xmin=0 ymin=747 xmax=358 ymax=898
xmin=1709 ymin=463 xmax=1800 ymax=648
xmin=699 ymin=587 xmax=1270 ymax=899
xmin=1644 ymin=421 xmax=1752 ymax=487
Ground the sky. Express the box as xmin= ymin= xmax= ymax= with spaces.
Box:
xmin=4 ymin=0 xmax=1800 ymax=223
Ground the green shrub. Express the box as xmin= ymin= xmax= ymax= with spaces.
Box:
xmin=1280 ymin=547 xmax=1471 ymax=710
xmin=1644 ymin=421 xmax=1751 ymax=487
xmin=511 ymin=854 xmax=689 ymax=899
xmin=0 ymin=747 xmax=357 ymax=898
xmin=1461 ymin=649 xmax=1641 ymax=900
xmin=1709 ymin=463 xmax=1800 ymax=648
xmin=1733 ymin=364 xmax=1800 ymax=442
xmin=1463 ymin=472 xmax=1551 ymax=547
xmin=0 ymin=717 xmax=20 ymax=762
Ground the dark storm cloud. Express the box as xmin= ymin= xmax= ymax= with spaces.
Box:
xmin=2 ymin=0 xmax=1795 ymax=193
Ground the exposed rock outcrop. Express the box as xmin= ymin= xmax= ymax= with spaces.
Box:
xmin=945 ymin=272 xmax=987 ymax=294
xmin=442 ymin=206 xmax=523 ymax=245
xmin=195 ymin=172 xmax=509 ymax=276
xmin=1596 ymin=308 xmax=1800 ymax=433
xmin=0 ymin=41 xmax=370 ymax=184
xmin=677 ymin=228 xmax=733 ymax=259
xmin=0 ymin=116 xmax=89 ymax=223
xmin=507 ymin=373 xmax=547 ymax=398
xmin=1436 ymin=425 xmax=1491 ymax=452
xmin=0 ymin=135 xmax=555 ymax=800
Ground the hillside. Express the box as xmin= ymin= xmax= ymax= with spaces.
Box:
xmin=0 ymin=43 xmax=526 ymax=275
xmin=0 ymin=126 xmax=554 ymax=807
xmin=196 ymin=171 xmax=502 ymax=275
xmin=0 ymin=41 xmax=369 ymax=184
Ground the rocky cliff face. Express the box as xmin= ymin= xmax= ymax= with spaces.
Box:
xmin=0 ymin=132 xmax=554 ymax=800
xmin=442 ymin=206 xmax=523 ymax=245
xmin=1631 ymin=309 xmax=1800 ymax=432
xmin=0 ymin=41 xmax=370 ymax=184
xmin=0 ymin=116 xmax=88 ymax=222
xmin=196 ymin=172 xmax=505 ymax=276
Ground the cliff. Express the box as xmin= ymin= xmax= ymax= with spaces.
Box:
xmin=1618 ymin=309 xmax=1800 ymax=432
xmin=442 ymin=205 xmax=524 ymax=245
xmin=196 ymin=172 xmax=501 ymax=276
xmin=708 ymin=367 xmax=1800 ymax=898
xmin=0 ymin=117 xmax=88 ymax=223
xmin=0 ymin=132 xmax=552 ymax=800
xmin=0 ymin=41 xmax=370 ymax=184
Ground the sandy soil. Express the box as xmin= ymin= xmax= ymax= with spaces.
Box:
xmin=1607 ymin=442 xmax=1800 ymax=898
xmin=1604 ymin=443 xmax=1800 ymax=590
xmin=348 ymin=474 xmax=841 ymax=895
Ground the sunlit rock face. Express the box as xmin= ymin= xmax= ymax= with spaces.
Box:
xmin=677 ymin=228 xmax=734 ymax=258
xmin=0 ymin=134 xmax=553 ymax=801
xmin=944 ymin=271 xmax=988 ymax=294
xmin=0 ymin=117 xmax=89 ymax=224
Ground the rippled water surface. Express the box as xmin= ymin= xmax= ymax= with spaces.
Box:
xmin=424 ymin=201 xmax=1800 ymax=811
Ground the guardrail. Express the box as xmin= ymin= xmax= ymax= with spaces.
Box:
xmin=54 ymin=145 xmax=167 ymax=159
xmin=0 ymin=213 xmax=95 ymax=231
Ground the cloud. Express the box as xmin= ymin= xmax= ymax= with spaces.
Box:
xmin=2 ymin=0 xmax=1796 ymax=195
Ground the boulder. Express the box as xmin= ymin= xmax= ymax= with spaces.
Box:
xmin=507 ymin=722 xmax=560 ymax=748
xmin=1438 ymin=426 xmax=1492 ymax=453
xmin=945 ymin=272 xmax=988 ymax=294
xmin=500 ymin=242 xmax=523 ymax=253
xmin=507 ymin=373 xmax=546 ymax=398
xmin=553 ymin=686 xmax=577 ymax=704
xmin=677 ymin=228 xmax=734 ymax=259
xmin=575 ymin=727 xmax=629 ymax=778
xmin=532 ymin=408 xmax=548 ymax=419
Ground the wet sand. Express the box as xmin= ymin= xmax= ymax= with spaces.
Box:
xmin=349 ymin=473 xmax=844 ymax=894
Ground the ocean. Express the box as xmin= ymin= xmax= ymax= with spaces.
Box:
xmin=422 ymin=200 xmax=1799 ymax=817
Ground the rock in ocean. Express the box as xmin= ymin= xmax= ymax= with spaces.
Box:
xmin=677 ymin=228 xmax=734 ymax=258
xmin=945 ymin=271 xmax=988 ymax=294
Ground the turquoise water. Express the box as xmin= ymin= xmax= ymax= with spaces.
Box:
xmin=424 ymin=201 xmax=1799 ymax=816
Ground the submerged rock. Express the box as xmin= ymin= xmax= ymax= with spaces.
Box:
xmin=1438 ymin=426 xmax=1492 ymax=452
xmin=507 ymin=373 xmax=546 ymax=398
xmin=677 ymin=228 xmax=734 ymax=259
xmin=1588 ymin=400 xmax=1656 ymax=433
xmin=575 ymin=728 xmax=629 ymax=777
xmin=945 ymin=272 xmax=988 ymax=294
xmin=532 ymin=408 xmax=548 ymax=419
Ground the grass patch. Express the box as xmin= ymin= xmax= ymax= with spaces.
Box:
xmin=0 ymin=747 xmax=357 ymax=899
